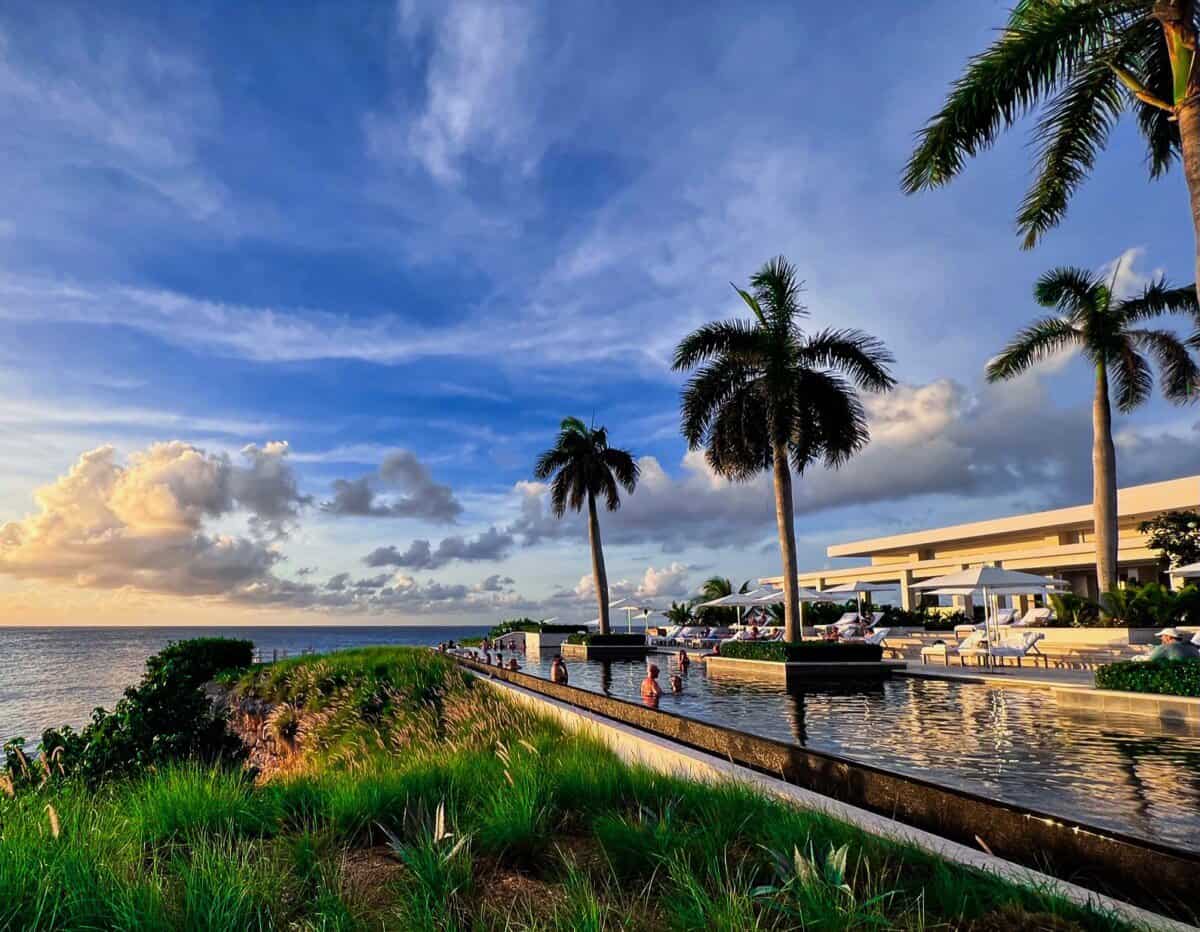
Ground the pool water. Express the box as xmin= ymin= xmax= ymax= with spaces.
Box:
xmin=494 ymin=650 xmax=1200 ymax=852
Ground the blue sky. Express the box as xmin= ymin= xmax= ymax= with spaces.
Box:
xmin=1 ymin=0 xmax=1198 ymax=625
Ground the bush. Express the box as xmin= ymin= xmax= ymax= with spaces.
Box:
xmin=719 ymin=641 xmax=883 ymax=662
xmin=6 ymin=638 xmax=254 ymax=789
xmin=1102 ymin=582 xmax=1200 ymax=628
xmin=1095 ymin=659 xmax=1200 ymax=697
xmin=921 ymin=610 xmax=970 ymax=631
xmin=565 ymin=633 xmax=646 ymax=646
xmin=488 ymin=618 xmax=584 ymax=637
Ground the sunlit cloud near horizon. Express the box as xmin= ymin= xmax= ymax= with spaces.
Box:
xmin=1 ymin=0 xmax=1198 ymax=626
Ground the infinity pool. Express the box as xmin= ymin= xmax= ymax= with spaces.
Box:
xmin=499 ymin=651 xmax=1200 ymax=852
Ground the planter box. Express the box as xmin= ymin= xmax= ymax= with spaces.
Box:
xmin=706 ymin=655 xmax=904 ymax=682
xmin=1053 ymin=686 xmax=1200 ymax=727
xmin=560 ymin=642 xmax=649 ymax=660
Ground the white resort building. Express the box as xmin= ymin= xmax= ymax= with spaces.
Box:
xmin=761 ymin=475 xmax=1200 ymax=612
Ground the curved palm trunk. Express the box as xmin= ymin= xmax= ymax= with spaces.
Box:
xmin=1093 ymin=362 xmax=1119 ymax=600
xmin=586 ymin=491 xmax=611 ymax=635
xmin=771 ymin=443 xmax=801 ymax=642
xmin=1155 ymin=2 xmax=1200 ymax=305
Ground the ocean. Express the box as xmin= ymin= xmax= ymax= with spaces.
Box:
xmin=0 ymin=625 xmax=489 ymax=744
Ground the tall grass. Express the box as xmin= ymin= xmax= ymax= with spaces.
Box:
xmin=0 ymin=646 xmax=1144 ymax=931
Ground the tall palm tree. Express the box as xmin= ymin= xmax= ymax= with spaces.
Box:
xmin=534 ymin=417 xmax=639 ymax=635
xmin=901 ymin=1 xmax=1200 ymax=301
xmin=673 ymin=257 xmax=896 ymax=642
xmin=987 ymin=265 xmax=1198 ymax=596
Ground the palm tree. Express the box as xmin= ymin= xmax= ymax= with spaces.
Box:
xmin=901 ymin=1 xmax=1200 ymax=300
xmin=986 ymin=265 xmax=1198 ymax=596
xmin=664 ymin=601 xmax=696 ymax=626
xmin=695 ymin=575 xmax=750 ymax=625
xmin=673 ymin=257 xmax=896 ymax=642
xmin=534 ymin=417 xmax=639 ymax=635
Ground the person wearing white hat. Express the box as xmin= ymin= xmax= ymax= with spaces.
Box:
xmin=1144 ymin=628 xmax=1200 ymax=663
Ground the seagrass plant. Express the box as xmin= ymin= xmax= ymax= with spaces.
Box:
xmin=903 ymin=0 xmax=1200 ymax=301
xmin=673 ymin=257 xmax=895 ymax=641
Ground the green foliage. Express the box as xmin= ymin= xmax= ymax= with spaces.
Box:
xmin=1096 ymin=659 xmax=1200 ymax=698
xmin=6 ymin=638 xmax=253 ymax=789
xmin=1140 ymin=510 xmax=1200 ymax=569
xmin=1102 ymin=582 xmax=1200 ymax=628
xmin=719 ymin=641 xmax=884 ymax=662
xmin=487 ymin=618 xmax=583 ymax=638
xmin=665 ymin=600 xmax=696 ymax=625
xmin=1049 ymin=591 xmax=1103 ymax=627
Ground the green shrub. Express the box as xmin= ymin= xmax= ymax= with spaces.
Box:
xmin=921 ymin=609 xmax=971 ymax=631
xmin=1095 ymin=659 xmax=1200 ymax=697
xmin=6 ymin=638 xmax=253 ymax=789
xmin=719 ymin=641 xmax=883 ymax=662
xmin=488 ymin=617 xmax=584 ymax=638
xmin=565 ymin=633 xmax=646 ymax=646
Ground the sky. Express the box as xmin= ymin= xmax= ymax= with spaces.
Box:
xmin=2 ymin=0 xmax=1199 ymax=626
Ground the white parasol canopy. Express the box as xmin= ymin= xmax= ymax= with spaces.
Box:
xmin=1172 ymin=561 xmax=1200 ymax=577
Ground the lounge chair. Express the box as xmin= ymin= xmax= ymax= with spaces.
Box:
xmin=992 ymin=608 xmax=1016 ymax=626
xmin=921 ymin=629 xmax=985 ymax=666
xmin=647 ymin=625 xmax=683 ymax=647
xmin=960 ymin=631 xmax=1046 ymax=667
xmin=1011 ymin=606 xmax=1052 ymax=627
xmin=859 ymin=627 xmax=891 ymax=647
xmin=689 ymin=627 xmax=733 ymax=648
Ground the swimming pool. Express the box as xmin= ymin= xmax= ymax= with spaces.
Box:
xmin=497 ymin=650 xmax=1200 ymax=852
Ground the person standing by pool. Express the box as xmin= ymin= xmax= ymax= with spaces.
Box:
xmin=641 ymin=664 xmax=663 ymax=699
xmin=550 ymin=654 xmax=569 ymax=685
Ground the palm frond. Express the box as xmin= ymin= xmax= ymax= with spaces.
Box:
xmin=1034 ymin=265 xmax=1102 ymax=314
xmin=672 ymin=319 xmax=764 ymax=372
xmin=679 ymin=356 xmax=757 ymax=447
xmin=705 ymin=384 xmax=772 ymax=481
xmin=533 ymin=446 xmax=571 ymax=481
xmin=548 ymin=470 xmax=572 ymax=519
xmin=986 ymin=316 xmax=1080 ymax=381
xmin=1111 ymin=341 xmax=1153 ymax=412
xmin=601 ymin=447 xmax=640 ymax=495
xmin=1117 ymin=277 xmax=1200 ymax=323
xmin=749 ymin=256 xmax=806 ymax=330
xmin=789 ymin=370 xmax=870 ymax=472
xmin=1017 ymin=57 xmax=1124 ymax=248
xmin=1133 ymin=19 xmax=1181 ymax=177
xmin=797 ymin=329 xmax=897 ymax=392
xmin=1129 ymin=328 xmax=1200 ymax=401
xmin=901 ymin=0 xmax=1131 ymax=193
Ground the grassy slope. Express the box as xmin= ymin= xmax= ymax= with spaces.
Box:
xmin=0 ymin=647 xmax=1134 ymax=931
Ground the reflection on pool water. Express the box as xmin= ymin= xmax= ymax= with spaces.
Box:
xmin=493 ymin=649 xmax=1200 ymax=852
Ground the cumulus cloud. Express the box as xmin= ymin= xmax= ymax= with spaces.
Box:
xmin=363 ymin=526 xmax=513 ymax=569
xmin=232 ymin=441 xmax=311 ymax=538
xmin=321 ymin=450 xmax=461 ymax=523
xmin=0 ymin=442 xmax=296 ymax=596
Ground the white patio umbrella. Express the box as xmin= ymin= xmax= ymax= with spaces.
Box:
xmin=820 ymin=580 xmax=899 ymax=619
xmin=914 ymin=567 xmax=1056 ymax=667
xmin=1172 ymin=561 xmax=1200 ymax=578
xmin=696 ymin=587 xmax=776 ymax=625
xmin=749 ymin=586 xmax=831 ymax=628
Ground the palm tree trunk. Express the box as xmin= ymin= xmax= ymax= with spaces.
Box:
xmin=1154 ymin=2 xmax=1200 ymax=304
xmin=1093 ymin=362 xmax=1119 ymax=599
xmin=586 ymin=491 xmax=611 ymax=635
xmin=771 ymin=443 xmax=801 ymax=642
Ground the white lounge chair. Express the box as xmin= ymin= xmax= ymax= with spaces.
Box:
xmin=921 ymin=629 xmax=985 ymax=666
xmin=647 ymin=625 xmax=683 ymax=647
xmin=960 ymin=631 xmax=1046 ymax=667
xmin=1011 ymin=606 xmax=1052 ymax=627
xmin=993 ymin=608 xmax=1016 ymax=626
xmin=862 ymin=627 xmax=891 ymax=647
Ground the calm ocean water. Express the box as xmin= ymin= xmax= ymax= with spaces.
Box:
xmin=0 ymin=625 xmax=488 ymax=744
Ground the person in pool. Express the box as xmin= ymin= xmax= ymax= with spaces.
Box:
xmin=506 ymin=658 xmax=520 ymax=671
xmin=550 ymin=654 xmax=569 ymax=685
xmin=641 ymin=664 xmax=663 ymax=699
xmin=669 ymin=673 xmax=683 ymax=694
xmin=676 ymin=649 xmax=689 ymax=672
xmin=1145 ymin=628 xmax=1200 ymax=662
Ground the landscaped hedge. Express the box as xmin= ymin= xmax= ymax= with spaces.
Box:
xmin=1095 ymin=659 xmax=1200 ymax=697
xmin=720 ymin=641 xmax=883 ymax=662
xmin=489 ymin=618 xmax=585 ymax=637
xmin=565 ymin=633 xmax=646 ymax=646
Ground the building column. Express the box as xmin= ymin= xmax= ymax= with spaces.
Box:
xmin=899 ymin=569 xmax=915 ymax=611
xmin=954 ymin=594 xmax=974 ymax=618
